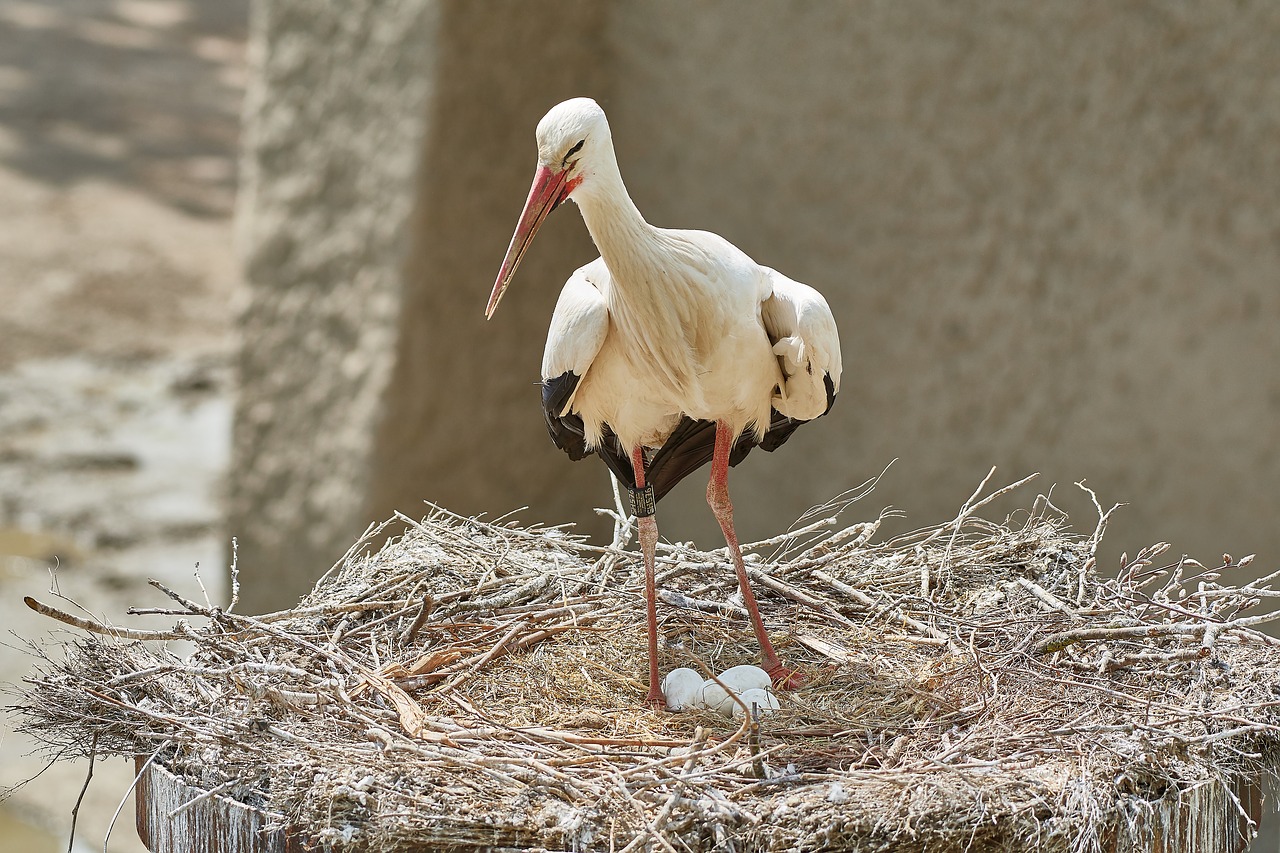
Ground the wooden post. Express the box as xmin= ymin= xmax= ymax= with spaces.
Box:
xmin=134 ymin=757 xmax=306 ymax=853
xmin=1104 ymin=777 xmax=1262 ymax=853
xmin=134 ymin=754 xmax=1263 ymax=852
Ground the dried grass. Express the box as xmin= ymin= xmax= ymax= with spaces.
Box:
xmin=9 ymin=472 xmax=1280 ymax=852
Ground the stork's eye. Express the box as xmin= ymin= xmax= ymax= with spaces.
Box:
xmin=563 ymin=139 xmax=585 ymax=164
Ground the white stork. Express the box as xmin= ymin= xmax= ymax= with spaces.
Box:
xmin=487 ymin=98 xmax=842 ymax=708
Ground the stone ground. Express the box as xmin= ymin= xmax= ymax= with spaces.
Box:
xmin=0 ymin=1 xmax=246 ymax=850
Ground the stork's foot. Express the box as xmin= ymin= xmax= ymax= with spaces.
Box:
xmin=645 ymin=687 xmax=667 ymax=710
xmin=766 ymin=662 xmax=806 ymax=690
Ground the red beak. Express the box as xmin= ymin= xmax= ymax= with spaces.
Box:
xmin=487 ymin=164 xmax=572 ymax=319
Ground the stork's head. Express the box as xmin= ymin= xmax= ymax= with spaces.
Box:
xmin=487 ymin=98 xmax=610 ymax=319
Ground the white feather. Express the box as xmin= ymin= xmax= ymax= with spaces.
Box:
xmin=541 ymin=262 xmax=610 ymax=412
xmin=761 ymin=268 xmax=843 ymax=422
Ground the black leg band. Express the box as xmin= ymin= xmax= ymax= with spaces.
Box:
xmin=629 ymin=485 xmax=657 ymax=518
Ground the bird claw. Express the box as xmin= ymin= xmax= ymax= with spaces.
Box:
xmin=645 ymin=689 xmax=667 ymax=710
xmin=766 ymin=663 xmax=806 ymax=690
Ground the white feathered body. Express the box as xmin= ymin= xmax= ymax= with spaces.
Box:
xmin=542 ymin=223 xmax=842 ymax=453
xmin=512 ymin=96 xmax=842 ymax=465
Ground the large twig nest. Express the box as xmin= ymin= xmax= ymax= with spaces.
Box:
xmin=10 ymin=473 xmax=1280 ymax=851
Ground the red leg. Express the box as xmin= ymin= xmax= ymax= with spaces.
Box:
xmin=633 ymin=447 xmax=665 ymax=708
xmin=707 ymin=421 xmax=803 ymax=688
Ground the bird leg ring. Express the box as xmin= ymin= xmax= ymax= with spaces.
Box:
xmin=628 ymin=485 xmax=657 ymax=518
xmin=631 ymin=448 xmax=665 ymax=708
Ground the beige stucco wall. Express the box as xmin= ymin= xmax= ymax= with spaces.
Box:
xmin=367 ymin=1 xmax=610 ymax=548
xmin=234 ymin=0 xmax=1280 ymax=613
xmin=231 ymin=0 xmax=439 ymax=611
xmin=599 ymin=2 xmax=1280 ymax=566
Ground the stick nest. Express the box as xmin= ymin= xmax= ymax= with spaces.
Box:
xmin=10 ymin=474 xmax=1280 ymax=852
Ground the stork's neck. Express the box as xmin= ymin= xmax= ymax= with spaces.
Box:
xmin=572 ymin=143 xmax=705 ymax=400
xmin=572 ymin=148 xmax=662 ymax=288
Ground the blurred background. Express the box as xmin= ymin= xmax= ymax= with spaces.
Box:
xmin=0 ymin=0 xmax=244 ymax=849
xmin=2 ymin=1 xmax=1278 ymax=850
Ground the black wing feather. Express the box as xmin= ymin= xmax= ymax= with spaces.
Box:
xmin=542 ymin=371 xmax=838 ymax=506
xmin=541 ymin=372 xmax=590 ymax=461
xmin=639 ymin=418 xmax=758 ymax=502
xmin=542 ymin=372 xmax=635 ymax=488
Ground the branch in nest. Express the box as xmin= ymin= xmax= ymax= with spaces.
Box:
xmin=920 ymin=469 xmax=1040 ymax=551
xmin=1037 ymin=622 xmax=1209 ymax=654
xmin=657 ymin=589 xmax=747 ymax=617
xmin=747 ymin=570 xmax=857 ymax=627
xmin=1008 ymin=577 xmax=1079 ymax=620
xmin=1101 ymin=647 xmax=1210 ymax=673
xmin=1036 ymin=607 xmax=1280 ymax=655
xmin=25 ymin=597 xmax=191 ymax=641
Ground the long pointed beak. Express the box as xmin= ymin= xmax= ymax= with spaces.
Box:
xmin=486 ymin=164 xmax=570 ymax=319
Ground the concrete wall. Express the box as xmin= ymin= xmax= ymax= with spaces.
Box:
xmin=601 ymin=1 xmax=1280 ymax=565
xmin=367 ymin=1 xmax=610 ymax=547
xmin=233 ymin=0 xmax=1280 ymax=614
xmin=231 ymin=0 xmax=438 ymax=611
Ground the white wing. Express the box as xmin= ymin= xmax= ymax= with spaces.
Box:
xmin=541 ymin=260 xmax=610 ymax=405
xmin=760 ymin=267 xmax=842 ymax=421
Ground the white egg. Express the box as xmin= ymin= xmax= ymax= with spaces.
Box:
xmin=718 ymin=664 xmax=772 ymax=694
xmin=696 ymin=680 xmax=736 ymax=717
xmin=660 ymin=668 xmax=704 ymax=711
xmin=731 ymin=687 xmax=780 ymax=720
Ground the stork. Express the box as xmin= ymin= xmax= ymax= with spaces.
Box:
xmin=487 ymin=98 xmax=842 ymax=708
